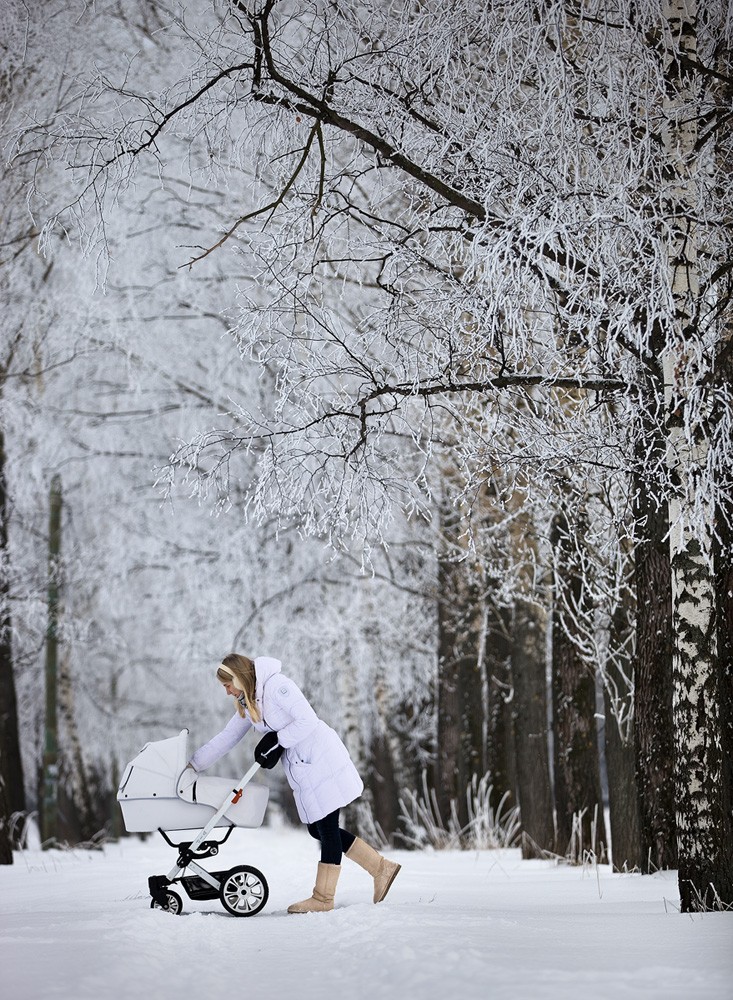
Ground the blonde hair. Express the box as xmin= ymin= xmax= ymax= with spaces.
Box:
xmin=217 ymin=653 xmax=261 ymax=723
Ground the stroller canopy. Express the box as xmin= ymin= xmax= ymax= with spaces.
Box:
xmin=118 ymin=730 xmax=188 ymax=800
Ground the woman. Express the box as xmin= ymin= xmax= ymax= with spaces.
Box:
xmin=187 ymin=653 xmax=401 ymax=913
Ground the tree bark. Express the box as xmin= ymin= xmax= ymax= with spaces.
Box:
xmin=0 ymin=426 xmax=25 ymax=853
xmin=366 ymin=663 xmax=401 ymax=839
xmin=601 ymin=541 xmax=643 ymax=871
xmin=714 ymin=336 xmax=733 ymax=901
xmin=486 ymin=599 xmax=516 ymax=814
xmin=714 ymin=487 xmax=733 ymax=893
xmin=435 ymin=499 xmax=486 ymax=831
xmin=551 ymin=510 xmax=608 ymax=860
xmin=41 ymin=474 xmax=62 ymax=847
xmin=510 ymin=597 xmax=555 ymax=858
xmin=632 ymin=464 xmax=677 ymax=871
xmin=367 ymin=730 xmax=400 ymax=838
xmin=57 ymin=650 xmax=98 ymax=842
xmin=661 ymin=0 xmax=732 ymax=910
xmin=603 ymin=686 xmax=642 ymax=872
xmin=712 ymin=6 xmax=733 ymax=888
xmin=0 ymin=763 xmax=11 ymax=864
xmin=710 ymin=6 xmax=733 ymax=910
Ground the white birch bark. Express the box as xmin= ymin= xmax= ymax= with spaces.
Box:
xmin=661 ymin=0 xmax=725 ymax=910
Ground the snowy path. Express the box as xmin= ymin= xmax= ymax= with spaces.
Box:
xmin=1 ymin=825 xmax=730 ymax=1000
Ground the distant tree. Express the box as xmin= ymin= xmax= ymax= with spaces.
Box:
xmin=0 ymin=0 xmax=70 ymax=846
xmin=632 ymin=440 xmax=677 ymax=871
xmin=0 ymin=422 xmax=24 ymax=849
xmin=511 ymin=591 xmax=555 ymax=859
xmin=0 ymin=762 xmax=11 ymax=864
xmin=434 ymin=492 xmax=487 ymax=828
xmin=550 ymin=509 xmax=608 ymax=860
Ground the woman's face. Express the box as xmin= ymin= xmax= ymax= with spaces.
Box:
xmin=222 ymin=680 xmax=241 ymax=698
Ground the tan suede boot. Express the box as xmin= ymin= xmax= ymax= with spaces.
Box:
xmin=345 ymin=836 xmax=401 ymax=903
xmin=287 ymin=862 xmax=341 ymax=913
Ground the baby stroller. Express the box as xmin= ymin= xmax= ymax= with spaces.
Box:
xmin=116 ymin=730 xmax=270 ymax=916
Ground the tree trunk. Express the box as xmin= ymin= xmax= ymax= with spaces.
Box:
xmin=661 ymin=0 xmax=732 ymax=910
xmin=715 ymin=489 xmax=733 ymax=892
xmin=667 ymin=509 xmax=727 ymax=910
xmin=632 ymin=464 xmax=677 ymax=871
xmin=57 ymin=650 xmax=97 ymax=842
xmin=0 ymin=426 xmax=25 ymax=853
xmin=435 ymin=499 xmax=486 ymax=831
xmin=41 ymin=474 xmax=62 ymax=847
xmin=510 ymin=596 xmax=555 ymax=858
xmin=712 ymin=9 xmax=733 ymax=899
xmin=485 ymin=599 xmax=516 ymax=813
xmin=551 ymin=510 xmax=608 ymax=861
xmin=601 ymin=543 xmax=642 ymax=871
xmin=714 ymin=340 xmax=733 ymax=901
xmin=603 ymin=687 xmax=642 ymax=872
xmin=336 ymin=637 xmax=368 ymax=838
xmin=366 ymin=663 xmax=401 ymax=839
xmin=0 ymin=763 xmax=11 ymax=864
xmin=367 ymin=730 xmax=400 ymax=839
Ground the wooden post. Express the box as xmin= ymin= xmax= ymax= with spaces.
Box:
xmin=41 ymin=474 xmax=62 ymax=847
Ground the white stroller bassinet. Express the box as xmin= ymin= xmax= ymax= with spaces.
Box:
xmin=116 ymin=730 xmax=270 ymax=916
xmin=117 ymin=729 xmax=268 ymax=832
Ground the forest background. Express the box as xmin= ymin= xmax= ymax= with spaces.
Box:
xmin=0 ymin=0 xmax=731 ymax=915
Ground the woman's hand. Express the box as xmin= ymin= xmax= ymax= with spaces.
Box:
xmin=254 ymin=732 xmax=283 ymax=769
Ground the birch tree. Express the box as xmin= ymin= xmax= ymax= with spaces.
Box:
xmin=658 ymin=0 xmax=732 ymax=910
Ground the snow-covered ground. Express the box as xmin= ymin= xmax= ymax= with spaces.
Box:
xmin=1 ymin=822 xmax=730 ymax=1000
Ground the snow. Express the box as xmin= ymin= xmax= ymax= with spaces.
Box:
xmin=1 ymin=823 xmax=731 ymax=1000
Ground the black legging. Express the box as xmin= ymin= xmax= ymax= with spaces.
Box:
xmin=307 ymin=809 xmax=356 ymax=864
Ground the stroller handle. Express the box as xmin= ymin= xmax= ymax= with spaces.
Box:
xmin=180 ymin=761 xmax=262 ymax=856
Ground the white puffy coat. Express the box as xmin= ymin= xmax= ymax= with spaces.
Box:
xmin=190 ymin=656 xmax=363 ymax=824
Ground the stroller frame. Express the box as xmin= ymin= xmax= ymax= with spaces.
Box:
xmin=147 ymin=762 xmax=269 ymax=917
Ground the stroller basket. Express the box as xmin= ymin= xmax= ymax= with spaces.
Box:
xmin=181 ymin=872 xmax=228 ymax=900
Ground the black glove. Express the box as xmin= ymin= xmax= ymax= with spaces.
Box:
xmin=255 ymin=731 xmax=283 ymax=769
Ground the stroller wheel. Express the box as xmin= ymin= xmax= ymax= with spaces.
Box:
xmin=219 ymin=865 xmax=269 ymax=917
xmin=150 ymin=890 xmax=183 ymax=915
